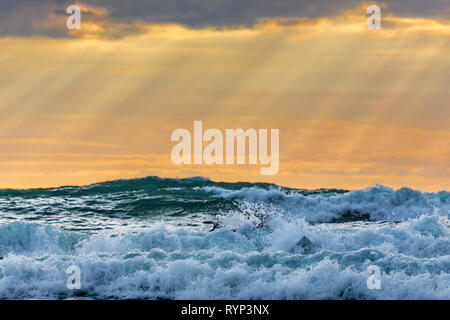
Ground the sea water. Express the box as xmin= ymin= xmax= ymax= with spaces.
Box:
xmin=0 ymin=176 xmax=448 ymax=299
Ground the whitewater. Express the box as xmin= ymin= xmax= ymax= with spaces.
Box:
xmin=0 ymin=176 xmax=448 ymax=299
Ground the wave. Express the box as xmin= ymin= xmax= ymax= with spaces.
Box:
xmin=1 ymin=176 xmax=447 ymax=227
xmin=203 ymin=184 xmax=449 ymax=223
xmin=0 ymin=176 xmax=448 ymax=299
xmin=0 ymin=216 xmax=448 ymax=299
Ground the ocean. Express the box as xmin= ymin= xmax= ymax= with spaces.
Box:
xmin=0 ymin=176 xmax=448 ymax=299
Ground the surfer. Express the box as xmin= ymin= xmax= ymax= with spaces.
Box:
xmin=209 ymin=222 xmax=222 ymax=232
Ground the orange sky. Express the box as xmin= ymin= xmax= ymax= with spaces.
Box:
xmin=0 ymin=4 xmax=449 ymax=190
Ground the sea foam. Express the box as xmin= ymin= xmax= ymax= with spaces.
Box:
xmin=0 ymin=178 xmax=448 ymax=299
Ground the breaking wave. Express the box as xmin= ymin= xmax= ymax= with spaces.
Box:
xmin=0 ymin=176 xmax=448 ymax=299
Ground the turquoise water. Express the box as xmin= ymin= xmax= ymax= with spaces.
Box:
xmin=0 ymin=176 xmax=448 ymax=299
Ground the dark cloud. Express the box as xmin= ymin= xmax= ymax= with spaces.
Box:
xmin=99 ymin=0 xmax=450 ymax=25
xmin=0 ymin=0 xmax=69 ymax=37
xmin=0 ymin=0 xmax=449 ymax=37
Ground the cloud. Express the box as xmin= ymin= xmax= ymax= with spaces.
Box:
xmin=0 ymin=116 xmax=448 ymax=190
xmin=0 ymin=0 xmax=449 ymax=38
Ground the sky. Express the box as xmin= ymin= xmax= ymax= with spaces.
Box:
xmin=0 ymin=1 xmax=449 ymax=190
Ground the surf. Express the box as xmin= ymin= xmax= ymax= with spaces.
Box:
xmin=0 ymin=176 xmax=448 ymax=299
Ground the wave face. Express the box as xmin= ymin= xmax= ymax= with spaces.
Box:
xmin=0 ymin=176 xmax=448 ymax=299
